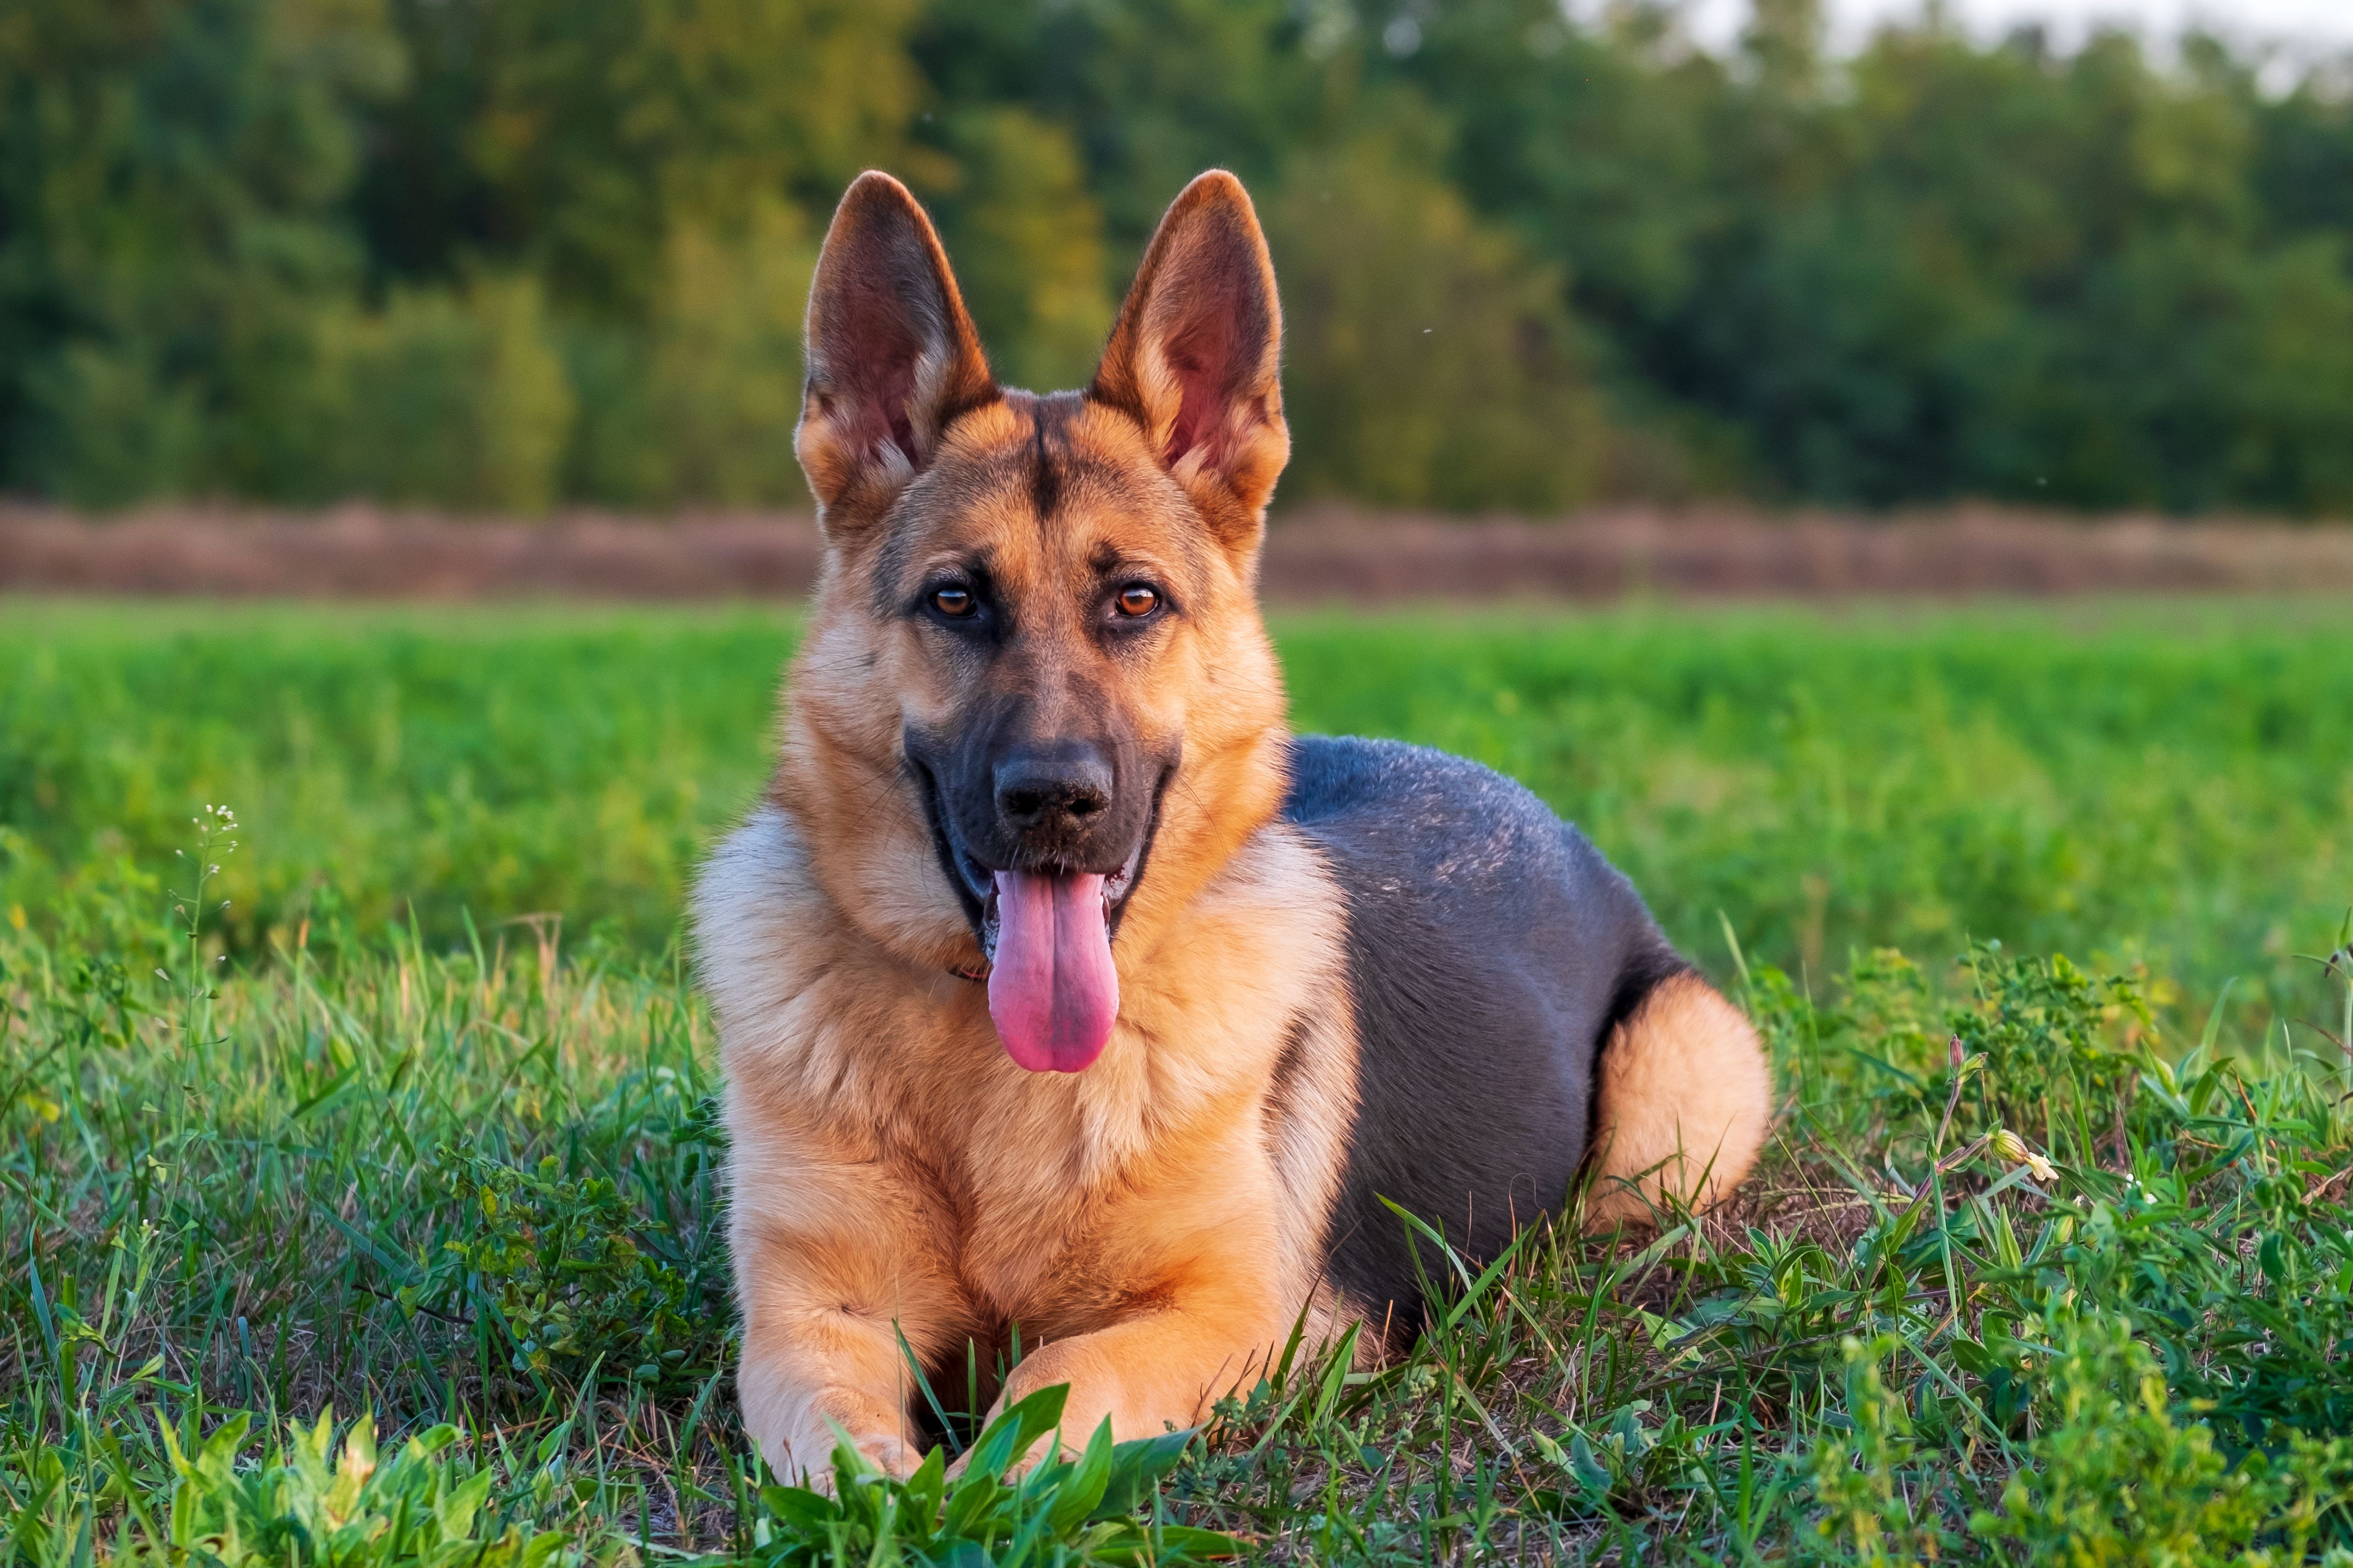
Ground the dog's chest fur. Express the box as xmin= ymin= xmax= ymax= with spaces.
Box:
xmin=696 ymin=804 xmax=1356 ymax=1336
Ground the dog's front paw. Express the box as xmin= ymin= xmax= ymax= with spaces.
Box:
xmin=844 ymin=1430 xmax=921 ymax=1483
xmin=969 ymin=1342 xmax=1114 ymax=1473
xmin=775 ymin=1427 xmax=920 ymax=1491
xmin=750 ymin=1393 xmax=922 ymax=1491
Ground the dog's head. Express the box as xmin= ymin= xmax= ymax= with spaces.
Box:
xmin=776 ymin=170 xmax=1293 ymax=1074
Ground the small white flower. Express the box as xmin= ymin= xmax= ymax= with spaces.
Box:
xmin=1991 ymin=1128 xmax=2059 ymax=1183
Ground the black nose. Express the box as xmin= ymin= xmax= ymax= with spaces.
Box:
xmin=994 ymin=744 xmax=1113 ymax=838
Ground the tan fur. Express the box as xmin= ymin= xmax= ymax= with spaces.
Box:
xmin=702 ymin=802 xmax=1358 ymax=1477
xmin=1583 ymin=973 xmax=1774 ymax=1229
xmin=697 ymin=172 xmax=1357 ymax=1481
xmin=698 ymin=168 xmax=1762 ymax=1483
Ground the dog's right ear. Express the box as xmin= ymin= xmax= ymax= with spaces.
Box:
xmin=796 ymin=172 xmax=997 ymax=524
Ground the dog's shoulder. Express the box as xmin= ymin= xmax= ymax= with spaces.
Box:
xmin=1285 ymin=734 xmax=1600 ymax=890
xmin=692 ymin=802 xmax=931 ymax=1101
xmin=1281 ymin=731 xmax=1683 ymax=1057
xmin=691 ymin=803 xmax=823 ymax=1032
xmin=1282 ymin=736 xmax=1659 ymax=942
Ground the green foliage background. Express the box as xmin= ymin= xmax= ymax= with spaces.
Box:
xmin=5 ymin=600 xmax=2349 ymax=1031
xmin=6 ymin=0 xmax=2353 ymax=515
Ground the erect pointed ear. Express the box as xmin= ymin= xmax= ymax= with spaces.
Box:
xmin=1089 ymin=171 xmax=1288 ymax=541
xmin=797 ymin=172 xmax=998 ymax=523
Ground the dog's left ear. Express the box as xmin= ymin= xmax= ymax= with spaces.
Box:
xmin=1090 ymin=171 xmax=1288 ymax=545
xmin=797 ymin=172 xmax=998 ymax=526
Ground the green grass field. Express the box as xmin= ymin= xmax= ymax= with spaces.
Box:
xmin=4 ymin=599 xmax=2351 ymax=1565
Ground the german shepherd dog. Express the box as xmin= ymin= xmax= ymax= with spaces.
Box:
xmin=694 ymin=170 xmax=1773 ymax=1480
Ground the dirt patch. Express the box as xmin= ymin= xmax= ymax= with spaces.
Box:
xmin=6 ymin=500 xmax=2352 ymax=602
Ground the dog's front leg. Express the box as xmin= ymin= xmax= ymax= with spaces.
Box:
xmin=734 ymin=1216 xmax=960 ymax=1485
xmin=990 ymin=1202 xmax=1298 ymax=1457
xmin=994 ymin=1303 xmax=1286 ymax=1452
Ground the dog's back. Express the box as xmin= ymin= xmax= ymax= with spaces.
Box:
xmin=1286 ymin=737 xmax=1767 ymax=1334
xmin=1285 ymin=738 xmax=1665 ymax=1308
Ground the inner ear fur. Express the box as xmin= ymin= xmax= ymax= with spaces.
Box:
xmin=797 ymin=171 xmax=998 ymax=524
xmin=1090 ymin=170 xmax=1289 ymax=542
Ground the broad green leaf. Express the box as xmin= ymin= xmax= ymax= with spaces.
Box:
xmin=1089 ymin=1430 xmax=1194 ymax=1523
xmin=1045 ymin=1418 xmax=1116 ymax=1533
xmin=963 ymin=1383 xmax=1068 ymax=1482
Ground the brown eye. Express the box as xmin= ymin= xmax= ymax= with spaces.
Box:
xmin=931 ymin=587 xmax=974 ymax=617
xmin=1116 ymin=585 xmax=1159 ymax=617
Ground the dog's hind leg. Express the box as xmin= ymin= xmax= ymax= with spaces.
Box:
xmin=1583 ymin=971 xmax=1773 ymax=1229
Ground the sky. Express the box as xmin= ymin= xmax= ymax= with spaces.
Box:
xmin=1677 ymin=0 xmax=2353 ymax=62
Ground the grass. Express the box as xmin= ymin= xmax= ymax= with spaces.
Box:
xmin=3 ymin=597 xmax=2352 ymax=1565
xmin=7 ymin=598 xmax=2353 ymax=1019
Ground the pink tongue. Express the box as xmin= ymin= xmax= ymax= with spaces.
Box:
xmin=988 ymin=871 xmax=1119 ymax=1073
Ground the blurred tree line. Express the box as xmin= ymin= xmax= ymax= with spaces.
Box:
xmin=4 ymin=0 xmax=2351 ymax=516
